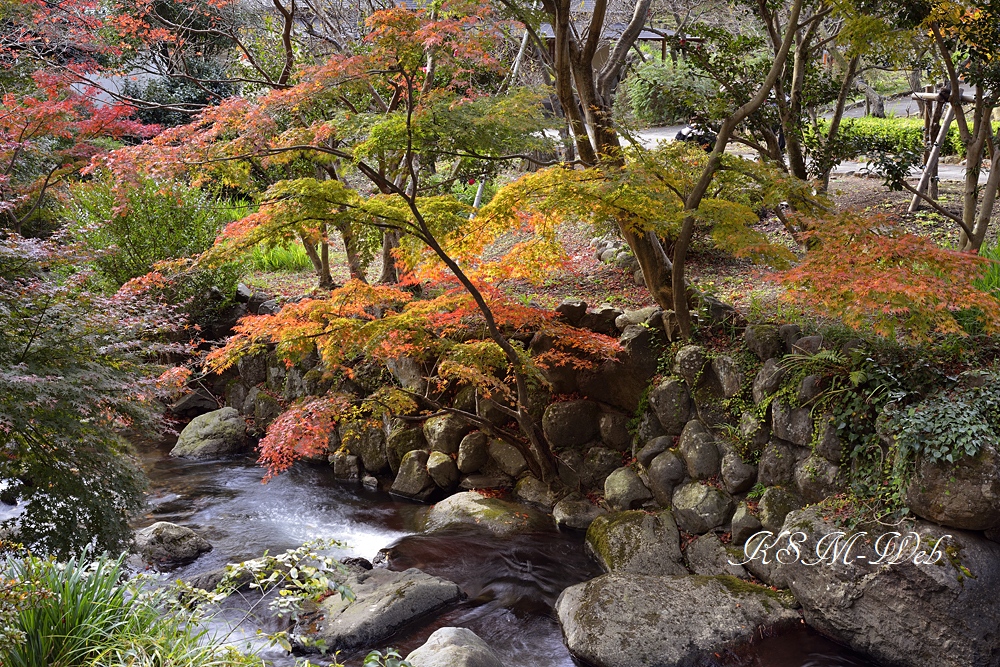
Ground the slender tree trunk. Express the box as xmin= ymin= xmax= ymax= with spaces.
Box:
xmin=819 ymin=55 xmax=860 ymax=191
xmin=378 ymin=230 xmax=401 ymax=283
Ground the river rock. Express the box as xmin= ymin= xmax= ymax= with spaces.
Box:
xmin=721 ymin=451 xmax=757 ymax=495
xmin=308 ymin=567 xmax=462 ymax=653
xmin=170 ymin=407 xmax=247 ymax=458
xmin=329 ymin=451 xmax=361 ymax=481
xmin=582 ymin=446 xmax=622 ymax=489
xmin=387 ymin=425 xmax=428 ymax=474
xmin=553 ymin=493 xmax=607 ymax=531
xmin=745 ymin=324 xmax=783 ymax=361
xmin=776 ymin=506 xmax=1000 ymax=667
xmin=685 ymin=533 xmax=747 ymax=578
xmin=456 ymin=432 xmax=489 ymax=473
xmin=904 ymin=439 xmax=1000 ymax=530
xmin=772 ymin=399 xmax=813 ymax=447
xmin=757 ymin=486 xmax=801 ymax=532
xmin=677 ymin=421 xmax=720 ymax=480
xmin=604 ymin=467 xmax=652 ymax=511
xmin=514 ymin=475 xmax=560 ymax=509
xmin=731 ymin=502 xmax=763 ymax=546
xmin=648 ymin=378 xmax=691 ymax=435
xmin=391 ymin=450 xmax=435 ymax=501
xmin=671 ymin=483 xmax=734 ymax=534
xmin=636 ymin=436 xmax=672 ymax=467
xmin=647 ymin=450 xmax=686 ymax=507
xmin=556 ymin=574 xmax=797 ymax=667
xmin=598 ymin=412 xmax=632 ymax=451
xmin=423 ymin=415 xmax=472 ymax=455
xmin=135 ymin=521 xmax=212 ymax=566
xmin=341 ymin=421 xmax=389 ymax=474
xmin=488 ymin=440 xmax=527 ymax=477
xmin=426 ymin=451 xmax=459 ymax=490
xmin=586 ymin=510 xmax=685 ymax=575
xmin=542 ymin=400 xmax=600 ymax=448
xmin=406 ymin=627 xmax=504 ymax=667
xmin=423 ymin=492 xmax=553 ymax=536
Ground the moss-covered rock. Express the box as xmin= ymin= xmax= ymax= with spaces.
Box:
xmin=170 ymin=407 xmax=247 ymax=459
xmin=422 ymin=492 xmax=553 ymax=536
xmin=586 ymin=510 xmax=685 ymax=575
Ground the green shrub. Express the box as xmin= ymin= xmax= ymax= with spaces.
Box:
xmin=818 ymin=116 xmax=1000 ymax=159
xmin=247 ymin=242 xmax=313 ymax=272
xmin=65 ymin=176 xmax=247 ymax=326
xmin=619 ymin=59 xmax=714 ymax=126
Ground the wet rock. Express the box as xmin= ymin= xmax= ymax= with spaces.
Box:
xmin=745 ymin=325 xmax=783 ymax=361
xmin=586 ymin=510 xmax=685 ymax=575
xmin=677 ymin=421 xmax=720 ymax=480
xmin=135 ymin=521 xmax=212 ymax=567
xmin=329 ymin=451 xmax=361 ymax=481
xmin=387 ymin=425 xmax=428 ymax=474
xmin=775 ymin=506 xmax=1000 ymax=667
xmin=406 ymin=627 xmax=504 ymax=667
xmin=170 ymin=407 xmax=247 ymax=459
xmin=308 ymin=568 xmax=462 ymax=653
xmin=604 ymin=467 xmax=652 ymax=511
xmin=671 ymin=483 xmax=734 ymax=534
xmin=556 ymin=574 xmax=797 ymax=667
xmin=710 ymin=355 xmax=744 ymax=398
xmin=751 ymin=358 xmax=785 ymax=405
xmin=341 ymin=421 xmax=389 ymax=474
xmin=598 ymin=412 xmax=632 ymax=452
xmin=423 ymin=414 xmax=472 ymax=455
xmin=488 ymin=439 xmax=528 ymax=477
xmin=721 ymin=451 xmax=757 ymax=495
xmin=730 ymin=502 xmax=762 ymax=546
xmin=423 ymin=492 xmax=553 ymax=536
xmin=673 ymin=345 xmax=708 ymax=387
xmin=541 ymin=400 xmax=600 ymax=449
xmin=553 ymin=493 xmax=607 ymax=531
xmin=685 ymin=533 xmax=747 ymax=578
xmin=646 ymin=450 xmax=686 ymax=507
xmin=636 ymin=436 xmax=672 ymax=467
xmin=794 ymin=453 xmax=844 ymax=504
xmin=391 ymin=450 xmax=436 ymax=501
xmin=648 ymin=378 xmax=691 ymax=435
xmin=426 ymin=451 xmax=459 ymax=490
xmin=757 ymin=486 xmax=801 ymax=532
xmin=456 ymin=432 xmax=489 ymax=474
xmin=905 ymin=439 xmax=1000 ymax=530
xmin=771 ymin=398 xmax=813 ymax=446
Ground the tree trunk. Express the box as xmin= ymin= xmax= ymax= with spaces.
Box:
xmin=856 ymin=77 xmax=884 ymax=117
xmin=378 ymin=230 xmax=401 ymax=283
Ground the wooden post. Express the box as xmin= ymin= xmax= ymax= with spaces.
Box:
xmin=909 ymin=105 xmax=955 ymax=213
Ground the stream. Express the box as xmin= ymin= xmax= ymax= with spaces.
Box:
xmin=135 ymin=441 xmax=875 ymax=667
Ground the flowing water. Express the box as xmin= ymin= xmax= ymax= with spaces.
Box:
xmin=135 ymin=441 xmax=875 ymax=667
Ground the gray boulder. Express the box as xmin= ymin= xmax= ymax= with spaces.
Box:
xmin=778 ymin=323 xmax=802 ymax=352
xmin=598 ymin=412 xmax=632 ymax=452
xmin=406 ymin=627 xmax=503 ymax=667
xmin=387 ymin=425 xmax=428 ymax=474
xmin=751 ymin=358 xmax=785 ymax=405
xmin=710 ymin=355 xmax=744 ymax=398
xmin=329 ymin=451 xmax=361 ymax=481
xmin=577 ymin=325 xmax=661 ymax=413
xmin=648 ymin=378 xmax=691 ymax=435
xmin=771 ymin=398 xmax=813 ymax=446
xmin=456 ymin=432 xmax=489 ymax=473
xmin=636 ymin=435 xmax=672 ymax=468
xmin=604 ymin=467 xmax=652 ymax=511
xmin=553 ymin=493 xmax=607 ymax=531
xmin=777 ymin=507 xmax=1000 ymax=667
xmin=488 ymin=439 xmax=528 ymax=477
xmin=513 ymin=475 xmax=560 ymax=509
xmin=721 ymin=451 xmax=757 ymax=495
xmin=586 ymin=510 xmax=686 ymax=575
xmin=646 ymin=450 xmax=686 ymax=507
xmin=814 ymin=414 xmax=844 ymax=463
xmin=556 ymin=574 xmax=797 ymax=667
xmin=423 ymin=415 xmax=472 ymax=455
xmin=579 ymin=304 xmax=623 ymax=335
xmin=341 ymin=421 xmax=389 ymax=474
xmin=237 ymin=351 xmax=268 ymax=386
xmin=391 ymin=450 xmax=436 ymax=501
xmin=673 ymin=345 xmax=708 ymax=387
xmin=685 ymin=533 xmax=747 ymax=578
xmin=793 ymin=452 xmax=845 ymax=504
xmin=308 ymin=568 xmax=462 ymax=652
xmin=757 ymin=486 xmax=801 ymax=532
xmin=582 ymin=446 xmax=622 ymax=489
xmin=739 ymin=411 xmax=770 ymax=448
xmin=135 ymin=522 xmax=212 ymax=566
xmin=555 ymin=299 xmax=587 ymax=326
xmin=905 ymin=439 xmax=1000 ymax=530
xmin=541 ymin=400 xmax=600 ymax=448
xmin=730 ymin=502 xmax=763 ymax=546
xmin=744 ymin=325 xmax=783 ymax=361
xmin=671 ymin=483 xmax=734 ymax=534
xmin=677 ymin=421 xmax=720 ymax=480
xmin=423 ymin=492 xmax=553 ymax=536
xmin=757 ymin=439 xmax=806 ymax=487
xmin=427 ymin=451 xmax=459 ymax=490
xmin=170 ymin=407 xmax=247 ymax=458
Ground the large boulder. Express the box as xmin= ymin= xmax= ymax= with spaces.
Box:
xmin=170 ymin=407 xmax=247 ymax=458
xmin=757 ymin=486 xmax=801 ymax=533
xmin=556 ymin=574 xmax=798 ymax=667
xmin=775 ymin=506 xmax=1000 ymax=667
xmin=757 ymin=438 xmax=806 ymax=487
xmin=307 ymin=567 xmax=462 ymax=652
xmin=744 ymin=324 xmax=783 ymax=361
xmin=646 ymin=450 xmax=686 ymax=507
xmin=423 ymin=415 xmax=472 ymax=455
xmin=752 ymin=358 xmax=785 ymax=405
xmin=387 ymin=425 xmax=428 ymax=474
xmin=771 ymin=398 xmax=813 ymax=447
xmin=648 ymin=379 xmax=691 ymax=435
xmin=677 ymin=420 xmax=720 ymax=480
xmin=603 ymin=467 xmax=652 ymax=511
xmin=456 ymin=432 xmax=489 ymax=473
xmin=685 ymin=533 xmax=747 ymax=578
xmin=541 ymin=400 xmax=600 ymax=448
xmin=721 ymin=451 xmax=757 ymax=495
xmin=426 ymin=451 xmax=459 ymax=490
xmin=553 ymin=493 xmax=607 ymax=531
xmin=710 ymin=355 xmax=744 ymax=398
xmin=793 ymin=452 xmax=845 ymax=504
xmin=406 ymin=627 xmax=504 ymax=667
xmin=581 ymin=445 xmax=622 ymax=489
xmin=341 ymin=421 xmax=388 ymax=474
xmin=904 ymin=440 xmax=1000 ymax=530
xmin=513 ymin=475 xmax=560 ymax=509
xmin=576 ymin=325 xmax=660 ymax=413
xmin=586 ymin=510 xmax=686 ymax=575
xmin=391 ymin=450 xmax=436 ymax=501
xmin=423 ymin=492 xmax=553 ymax=536
xmin=671 ymin=483 xmax=734 ymax=534
xmin=487 ymin=439 xmax=528 ymax=477
xmin=135 ymin=522 xmax=212 ymax=567
xmin=673 ymin=345 xmax=708 ymax=387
